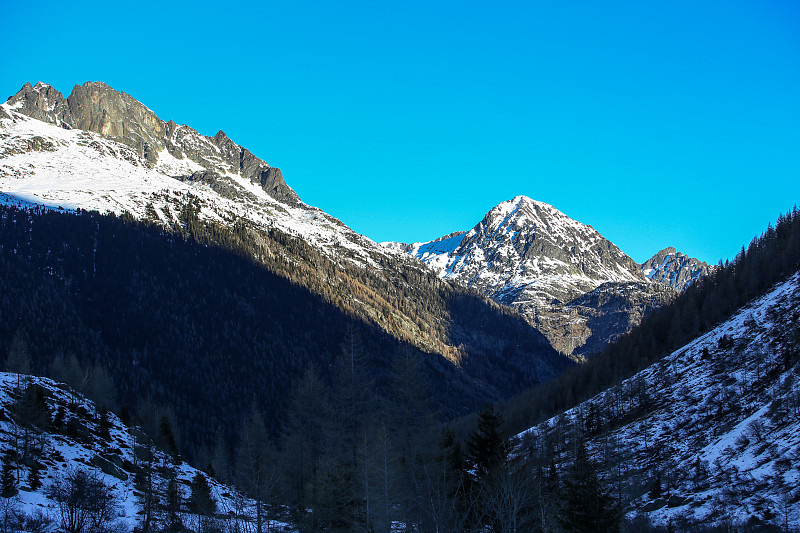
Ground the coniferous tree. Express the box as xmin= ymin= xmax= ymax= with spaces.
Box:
xmin=235 ymin=407 xmax=275 ymax=533
xmin=279 ymin=365 xmax=333 ymax=528
xmin=558 ymin=441 xmax=621 ymax=533
xmin=162 ymin=466 xmax=182 ymax=532
xmin=0 ymin=453 xmax=17 ymax=499
xmin=467 ymin=406 xmax=508 ymax=483
xmin=189 ymin=472 xmax=216 ymax=517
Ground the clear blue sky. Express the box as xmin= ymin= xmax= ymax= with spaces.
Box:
xmin=3 ymin=0 xmax=798 ymax=263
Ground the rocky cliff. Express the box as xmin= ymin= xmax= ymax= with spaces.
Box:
xmin=6 ymin=81 xmax=299 ymax=205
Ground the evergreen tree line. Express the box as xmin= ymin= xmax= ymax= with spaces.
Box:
xmin=204 ymin=330 xmax=623 ymax=533
xmin=499 ymin=205 xmax=800 ymax=436
xmin=0 ymin=203 xmax=565 ymax=464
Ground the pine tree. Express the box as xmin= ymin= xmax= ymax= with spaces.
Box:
xmin=558 ymin=441 xmax=621 ymax=532
xmin=467 ymin=406 xmax=508 ymax=482
xmin=279 ymin=365 xmax=333 ymax=526
xmin=235 ymin=407 xmax=275 ymax=533
xmin=158 ymin=415 xmax=180 ymax=460
xmin=163 ymin=467 xmax=182 ymax=531
xmin=189 ymin=472 xmax=216 ymax=517
xmin=0 ymin=453 xmax=17 ymax=498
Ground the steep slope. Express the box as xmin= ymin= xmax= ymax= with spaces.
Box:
xmin=641 ymin=246 xmax=714 ymax=291
xmin=516 ymin=270 xmax=800 ymax=528
xmin=0 ymin=204 xmax=567 ymax=461
xmin=390 ymin=196 xmax=677 ymax=357
xmin=0 ymin=81 xmax=570 ymax=389
xmin=0 ymin=82 xmax=376 ymax=266
xmin=5 ymin=81 xmax=298 ymax=204
xmin=0 ymin=372 xmax=281 ymax=532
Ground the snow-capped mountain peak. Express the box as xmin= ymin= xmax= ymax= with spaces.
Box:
xmin=401 ymin=194 xmax=644 ymax=307
xmin=386 ymin=196 xmax=685 ymax=357
xmin=0 ymin=82 xmax=396 ymax=268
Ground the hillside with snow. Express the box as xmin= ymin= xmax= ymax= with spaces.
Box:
xmin=641 ymin=246 xmax=715 ymax=291
xmin=517 ymin=269 xmax=800 ymax=528
xmin=0 ymin=84 xmax=385 ymax=268
xmin=0 ymin=372 xmax=289 ymax=532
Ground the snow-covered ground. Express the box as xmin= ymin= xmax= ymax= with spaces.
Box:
xmin=517 ymin=270 xmax=800 ymax=528
xmin=0 ymin=372 xmax=292 ymax=531
xmin=0 ymin=104 xmax=390 ymax=269
xmin=519 ymin=273 xmax=800 ymax=526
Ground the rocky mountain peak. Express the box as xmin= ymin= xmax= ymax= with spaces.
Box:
xmin=6 ymin=81 xmax=72 ymax=127
xmin=641 ymin=246 xmax=714 ymax=291
xmin=448 ymin=195 xmax=644 ymax=304
xmin=4 ymin=81 xmax=300 ymax=205
xmin=393 ymin=196 xmax=681 ymax=357
xmin=67 ymin=81 xmax=167 ymax=164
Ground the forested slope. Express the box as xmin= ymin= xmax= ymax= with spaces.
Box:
xmin=0 ymin=203 xmax=567 ymax=461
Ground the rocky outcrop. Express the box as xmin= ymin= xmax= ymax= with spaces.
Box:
xmin=5 ymin=81 xmax=300 ymax=206
xmin=67 ymin=82 xmax=167 ymax=165
xmin=641 ymin=247 xmax=714 ymax=291
xmin=6 ymin=82 xmax=72 ymax=127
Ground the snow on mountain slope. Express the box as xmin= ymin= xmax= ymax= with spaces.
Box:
xmin=400 ymin=196 xmax=644 ymax=306
xmin=385 ymin=196 xmax=678 ymax=357
xmin=517 ymin=270 xmax=800 ymax=528
xmin=641 ymin=247 xmax=715 ymax=291
xmin=0 ymin=99 xmax=387 ymax=268
xmin=0 ymin=372 xmax=289 ymax=531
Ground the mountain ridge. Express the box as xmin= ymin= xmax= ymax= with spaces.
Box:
xmin=386 ymin=195 xmax=701 ymax=357
xmin=6 ymin=81 xmax=299 ymax=206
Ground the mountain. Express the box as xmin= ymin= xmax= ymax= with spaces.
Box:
xmin=387 ymin=196 xmax=683 ymax=357
xmin=641 ymin=246 xmax=715 ymax=291
xmin=0 ymin=82 xmax=570 ymax=456
xmin=515 ymin=268 xmax=800 ymax=528
xmin=4 ymin=81 xmax=298 ymax=205
xmin=398 ymin=196 xmax=644 ymax=305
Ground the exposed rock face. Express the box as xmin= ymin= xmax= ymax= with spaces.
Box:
xmin=562 ymin=281 xmax=676 ymax=357
xmin=67 ymin=82 xmax=167 ymax=165
xmin=641 ymin=247 xmax=714 ymax=291
xmin=6 ymin=82 xmax=72 ymax=127
xmin=394 ymin=196 xmax=682 ymax=357
xmin=6 ymin=81 xmax=299 ymax=205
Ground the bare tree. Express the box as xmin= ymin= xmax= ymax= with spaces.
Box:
xmin=46 ymin=466 xmax=119 ymax=533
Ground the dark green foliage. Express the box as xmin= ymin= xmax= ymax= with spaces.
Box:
xmin=235 ymin=407 xmax=275 ymax=531
xmin=27 ymin=461 xmax=43 ymax=492
xmin=12 ymin=383 xmax=51 ymax=432
xmin=467 ymin=406 xmax=508 ymax=482
xmin=164 ymin=470 xmax=182 ymax=531
xmin=53 ymin=406 xmax=66 ymax=432
xmin=558 ymin=442 xmax=621 ymax=532
xmin=1 ymin=453 xmax=17 ymax=498
xmin=119 ymin=405 xmax=131 ymax=428
xmin=189 ymin=472 xmax=216 ymax=517
xmin=158 ymin=416 xmax=179 ymax=460
xmin=5 ymin=331 xmax=31 ymax=376
xmin=97 ymin=410 xmax=111 ymax=442
xmin=0 ymin=203 xmax=566 ymax=462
